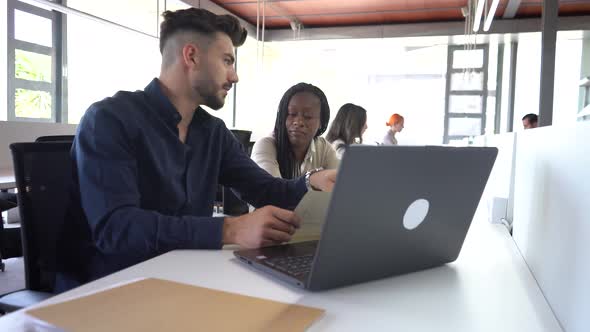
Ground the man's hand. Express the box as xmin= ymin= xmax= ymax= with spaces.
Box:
xmin=310 ymin=169 xmax=337 ymax=192
xmin=223 ymin=206 xmax=301 ymax=248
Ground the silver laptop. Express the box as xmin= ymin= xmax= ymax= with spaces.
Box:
xmin=235 ymin=145 xmax=498 ymax=291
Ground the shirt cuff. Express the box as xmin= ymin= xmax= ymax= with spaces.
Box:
xmin=191 ymin=216 xmax=225 ymax=249
xmin=296 ymin=175 xmax=308 ymax=195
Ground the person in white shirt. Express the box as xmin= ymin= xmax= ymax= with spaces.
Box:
xmin=326 ymin=103 xmax=368 ymax=159
xmin=381 ymin=113 xmax=404 ymax=145
xmin=251 ymin=83 xmax=339 ymax=179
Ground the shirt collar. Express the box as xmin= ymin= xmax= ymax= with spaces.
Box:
xmin=300 ymin=138 xmax=317 ymax=172
xmin=306 ymin=138 xmax=317 ymax=162
xmin=144 ymin=78 xmax=182 ymax=127
xmin=144 ymin=78 xmax=213 ymax=129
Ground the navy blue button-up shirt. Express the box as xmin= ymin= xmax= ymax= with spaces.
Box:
xmin=57 ymin=78 xmax=306 ymax=289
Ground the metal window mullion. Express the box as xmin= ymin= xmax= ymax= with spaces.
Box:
xmin=12 ymin=115 xmax=54 ymax=123
xmin=13 ymin=40 xmax=52 ymax=55
xmin=14 ymin=0 xmax=53 ymax=19
xmin=14 ymin=78 xmax=52 ymax=91
xmin=447 ymin=135 xmax=472 ymax=141
xmin=538 ymin=0 xmax=558 ymax=127
xmin=8 ymin=0 xmax=17 ymax=121
xmin=450 ymin=68 xmax=485 ymax=74
xmin=481 ymin=44 xmax=489 ymax=135
xmin=448 ymin=113 xmax=484 ymax=118
xmin=50 ymin=7 xmax=58 ymax=123
xmin=449 ymin=90 xmax=484 ymax=95
xmin=8 ymin=0 xmax=58 ymax=122
xmin=507 ymin=42 xmax=518 ymax=132
xmin=494 ymin=43 xmax=505 ymax=134
xmin=443 ymin=45 xmax=453 ymax=144
xmin=56 ymin=7 xmax=66 ymax=123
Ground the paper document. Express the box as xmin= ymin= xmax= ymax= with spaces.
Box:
xmin=26 ymin=278 xmax=325 ymax=332
xmin=292 ymin=191 xmax=332 ymax=243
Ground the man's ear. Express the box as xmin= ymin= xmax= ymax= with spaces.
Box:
xmin=182 ymin=44 xmax=201 ymax=69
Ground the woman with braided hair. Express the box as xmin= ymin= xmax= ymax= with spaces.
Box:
xmin=251 ymin=82 xmax=339 ymax=179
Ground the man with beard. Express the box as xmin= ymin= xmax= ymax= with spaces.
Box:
xmin=56 ymin=8 xmax=336 ymax=291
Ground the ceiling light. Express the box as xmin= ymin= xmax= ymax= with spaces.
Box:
xmin=472 ymin=0 xmax=486 ymax=32
xmin=483 ymin=0 xmax=500 ymax=31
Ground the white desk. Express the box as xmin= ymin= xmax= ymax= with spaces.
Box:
xmin=0 ymin=220 xmax=562 ymax=331
xmin=0 ymin=168 xmax=15 ymax=190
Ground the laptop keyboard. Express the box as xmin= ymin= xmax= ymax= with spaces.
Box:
xmin=264 ymin=254 xmax=314 ymax=278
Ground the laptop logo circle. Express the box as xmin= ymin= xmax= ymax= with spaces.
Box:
xmin=403 ymin=199 xmax=430 ymax=230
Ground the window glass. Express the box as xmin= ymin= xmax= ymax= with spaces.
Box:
xmin=0 ymin=6 xmax=6 ymax=120
xmin=15 ymin=9 xmax=52 ymax=47
xmin=450 ymin=72 xmax=483 ymax=91
xmin=66 ymin=14 xmax=160 ymax=123
xmin=67 ymin=0 xmax=158 ymax=36
xmin=448 ymin=117 xmax=481 ymax=136
xmin=236 ymin=37 xmax=448 ymax=145
xmin=452 ymin=49 xmax=484 ymax=69
xmin=553 ymin=31 xmax=584 ymax=126
xmin=15 ymin=88 xmax=51 ymax=118
xmin=15 ymin=49 xmax=52 ymax=82
xmin=513 ymin=33 xmax=541 ymax=129
xmin=449 ymin=95 xmax=482 ymax=114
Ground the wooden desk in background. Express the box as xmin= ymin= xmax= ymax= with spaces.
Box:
xmin=0 ymin=168 xmax=15 ymax=191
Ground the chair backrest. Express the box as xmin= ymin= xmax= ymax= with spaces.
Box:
xmin=10 ymin=142 xmax=73 ymax=292
xmin=224 ymin=130 xmax=253 ymax=216
xmin=229 ymin=130 xmax=252 ymax=153
xmin=35 ymin=135 xmax=75 ymax=143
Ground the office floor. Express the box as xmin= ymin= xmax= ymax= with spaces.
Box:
xmin=0 ymin=257 xmax=25 ymax=296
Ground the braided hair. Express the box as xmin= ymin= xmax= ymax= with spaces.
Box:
xmin=273 ymin=83 xmax=330 ymax=179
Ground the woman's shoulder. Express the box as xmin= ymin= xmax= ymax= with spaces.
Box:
xmin=251 ymin=136 xmax=277 ymax=154
xmin=315 ymin=136 xmax=335 ymax=150
xmin=330 ymin=138 xmax=345 ymax=146
xmin=255 ymin=136 xmax=276 ymax=145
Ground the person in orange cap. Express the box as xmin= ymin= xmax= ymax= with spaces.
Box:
xmin=381 ymin=113 xmax=404 ymax=145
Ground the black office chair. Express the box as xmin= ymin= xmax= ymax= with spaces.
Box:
xmin=222 ymin=130 xmax=253 ymax=216
xmin=35 ymin=135 xmax=75 ymax=142
xmin=0 ymin=193 xmax=18 ymax=272
xmin=229 ymin=130 xmax=252 ymax=151
xmin=0 ymin=136 xmax=73 ymax=271
xmin=0 ymin=142 xmax=73 ymax=313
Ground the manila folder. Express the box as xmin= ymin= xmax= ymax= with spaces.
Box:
xmin=26 ymin=278 xmax=325 ymax=332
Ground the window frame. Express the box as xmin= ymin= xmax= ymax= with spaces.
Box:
xmin=443 ymin=44 xmax=490 ymax=143
xmin=7 ymin=0 xmax=62 ymax=122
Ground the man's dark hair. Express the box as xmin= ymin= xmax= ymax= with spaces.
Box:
xmin=273 ymin=83 xmax=330 ymax=179
xmin=522 ymin=113 xmax=538 ymax=124
xmin=159 ymin=8 xmax=247 ymax=53
xmin=326 ymin=103 xmax=367 ymax=149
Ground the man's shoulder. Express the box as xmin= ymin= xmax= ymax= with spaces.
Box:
xmin=81 ymin=91 xmax=150 ymax=127
xmin=196 ymin=108 xmax=227 ymax=129
xmin=89 ymin=90 xmax=147 ymax=116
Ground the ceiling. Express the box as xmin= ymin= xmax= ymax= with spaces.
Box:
xmin=209 ymin=0 xmax=590 ymax=29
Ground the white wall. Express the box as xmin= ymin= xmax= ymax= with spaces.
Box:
xmin=511 ymin=122 xmax=590 ymax=332
xmin=474 ymin=132 xmax=517 ymax=224
xmin=1 ymin=4 xmax=7 ymax=121
xmin=0 ymin=121 xmax=77 ymax=168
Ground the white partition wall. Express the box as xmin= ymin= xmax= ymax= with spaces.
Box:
xmin=0 ymin=121 xmax=77 ymax=168
xmin=478 ymin=133 xmax=518 ymax=225
xmin=512 ymin=122 xmax=590 ymax=332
